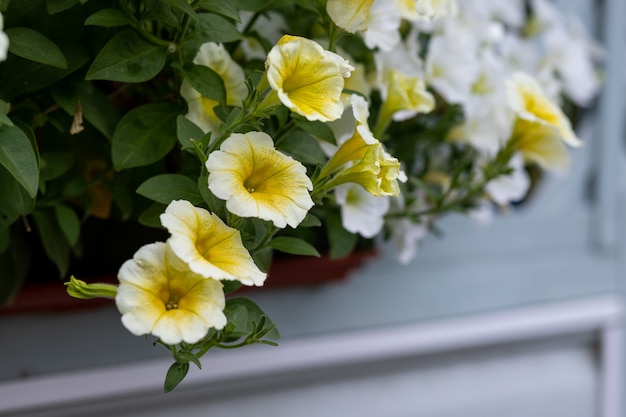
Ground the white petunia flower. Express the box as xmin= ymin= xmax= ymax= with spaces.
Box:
xmin=335 ymin=183 xmax=390 ymax=238
xmin=425 ymin=32 xmax=480 ymax=104
xmin=411 ymin=0 xmax=459 ymax=21
xmin=0 ymin=13 xmax=8 ymax=62
xmin=362 ymin=0 xmax=403 ymax=51
xmin=485 ymin=153 xmax=531 ymax=205
xmin=542 ymin=18 xmax=601 ymax=107
xmin=388 ymin=217 xmax=429 ymax=264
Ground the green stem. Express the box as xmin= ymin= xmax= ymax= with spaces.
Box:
xmin=207 ymin=91 xmax=278 ymax=154
xmin=119 ymin=0 xmax=174 ymax=49
xmin=194 ymin=340 xmax=215 ymax=358
xmin=242 ymin=11 xmax=262 ymax=35
xmin=175 ymin=12 xmax=192 ymax=46
xmin=216 ymin=341 xmax=250 ymax=349
xmin=327 ymin=22 xmax=338 ymax=52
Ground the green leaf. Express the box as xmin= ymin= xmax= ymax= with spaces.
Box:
xmin=0 ymin=100 xmax=13 ymax=127
xmin=0 ymin=228 xmax=31 ymax=306
xmin=112 ymin=103 xmax=179 ymax=170
xmin=278 ymin=130 xmax=327 ymax=165
xmin=198 ymin=172 xmax=226 ymax=218
xmin=188 ymin=13 xmax=243 ymax=43
xmin=62 ymin=176 xmax=90 ymax=198
xmin=0 ymin=165 xmax=35 ymax=232
xmin=54 ymin=204 xmax=80 ymax=246
xmin=225 ymin=297 xmax=280 ymax=340
xmin=0 ymin=124 xmax=39 ymax=198
xmin=6 ymin=28 xmax=68 ymax=69
xmin=162 ymin=0 xmax=198 ymax=21
xmin=164 ymin=362 xmax=189 ymax=393
xmin=181 ymin=63 xmax=226 ymax=106
xmin=84 ymin=9 xmax=130 ymax=27
xmin=223 ymin=305 xmax=249 ymax=339
xmin=144 ymin=7 xmax=180 ymax=28
xmin=32 ymin=209 xmax=70 ymax=277
xmin=326 ymin=209 xmax=357 ymax=259
xmin=138 ymin=203 xmax=167 ymax=228
xmin=86 ymin=29 xmax=168 ymax=82
xmin=136 ymin=174 xmax=203 ymax=205
xmin=293 ymin=118 xmax=336 ymax=145
xmin=0 ymin=42 xmax=90 ymax=99
xmin=252 ymin=246 xmax=272 ymax=273
xmin=47 ymin=0 xmax=79 ymax=14
xmin=0 ymin=227 xmax=8 ymax=253
xmin=221 ymin=280 xmax=242 ymax=294
xmin=196 ymin=0 xmax=241 ymax=22
xmin=231 ymin=0 xmax=268 ymax=11
xmin=176 ymin=350 xmax=202 ymax=369
xmin=267 ymin=236 xmax=320 ymax=257
xmin=300 ymin=213 xmax=321 ymax=227
xmin=176 ymin=115 xmax=205 ymax=149
xmin=51 ymin=79 xmax=120 ymax=139
xmin=108 ymin=182 xmax=134 ymax=220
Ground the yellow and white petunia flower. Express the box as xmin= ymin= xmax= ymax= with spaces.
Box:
xmin=322 ymin=130 xmax=403 ymax=197
xmin=350 ymin=94 xmax=376 ymax=144
xmin=511 ymin=118 xmax=570 ymax=172
xmin=506 ymin=72 xmax=581 ymax=147
xmin=181 ymin=42 xmax=247 ymax=135
xmin=205 ymin=131 xmax=314 ymax=228
xmin=160 ymin=200 xmax=266 ymax=286
xmin=265 ymin=35 xmax=354 ymax=122
xmin=376 ymin=69 xmax=435 ymax=135
xmin=326 ymin=0 xmax=376 ymax=33
xmin=116 ymin=241 xmax=227 ymax=345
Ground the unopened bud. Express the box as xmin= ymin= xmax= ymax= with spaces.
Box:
xmin=65 ymin=276 xmax=118 ymax=300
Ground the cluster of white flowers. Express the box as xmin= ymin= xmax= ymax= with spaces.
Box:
xmin=0 ymin=13 xmax=8 ymax=62
xmin=322 ymin=0 xmax=601 ymax=263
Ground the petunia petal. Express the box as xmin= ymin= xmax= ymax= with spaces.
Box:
xmin=206 ymin=132 xmax=314 ymax=228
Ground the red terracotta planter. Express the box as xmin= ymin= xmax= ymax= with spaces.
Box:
xmin=0 ymin=249 xmax=377 ymax=315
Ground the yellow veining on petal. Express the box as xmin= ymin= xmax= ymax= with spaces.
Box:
xmin=265 ymin=35 xmax=353 ymax=122
xmin=160 ymin=200 xmax=266 ymax=286
xmin=507 ymin=72 xmax=581 ymax=147
xmin=206 ymin=132 xmax=314 ymax=228
xmin=116 ymin=242 xmax=227 ymax=345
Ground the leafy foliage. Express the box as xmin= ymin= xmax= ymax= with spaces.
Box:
xmin=0 ymin=0 xmax=594 ymax=393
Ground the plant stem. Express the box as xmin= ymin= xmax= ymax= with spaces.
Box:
xmin=327 ymin=22 xmax=338 ymax=52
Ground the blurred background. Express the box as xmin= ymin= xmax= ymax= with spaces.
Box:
xmin=1 ymin=0 xmax=625 ymax=416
